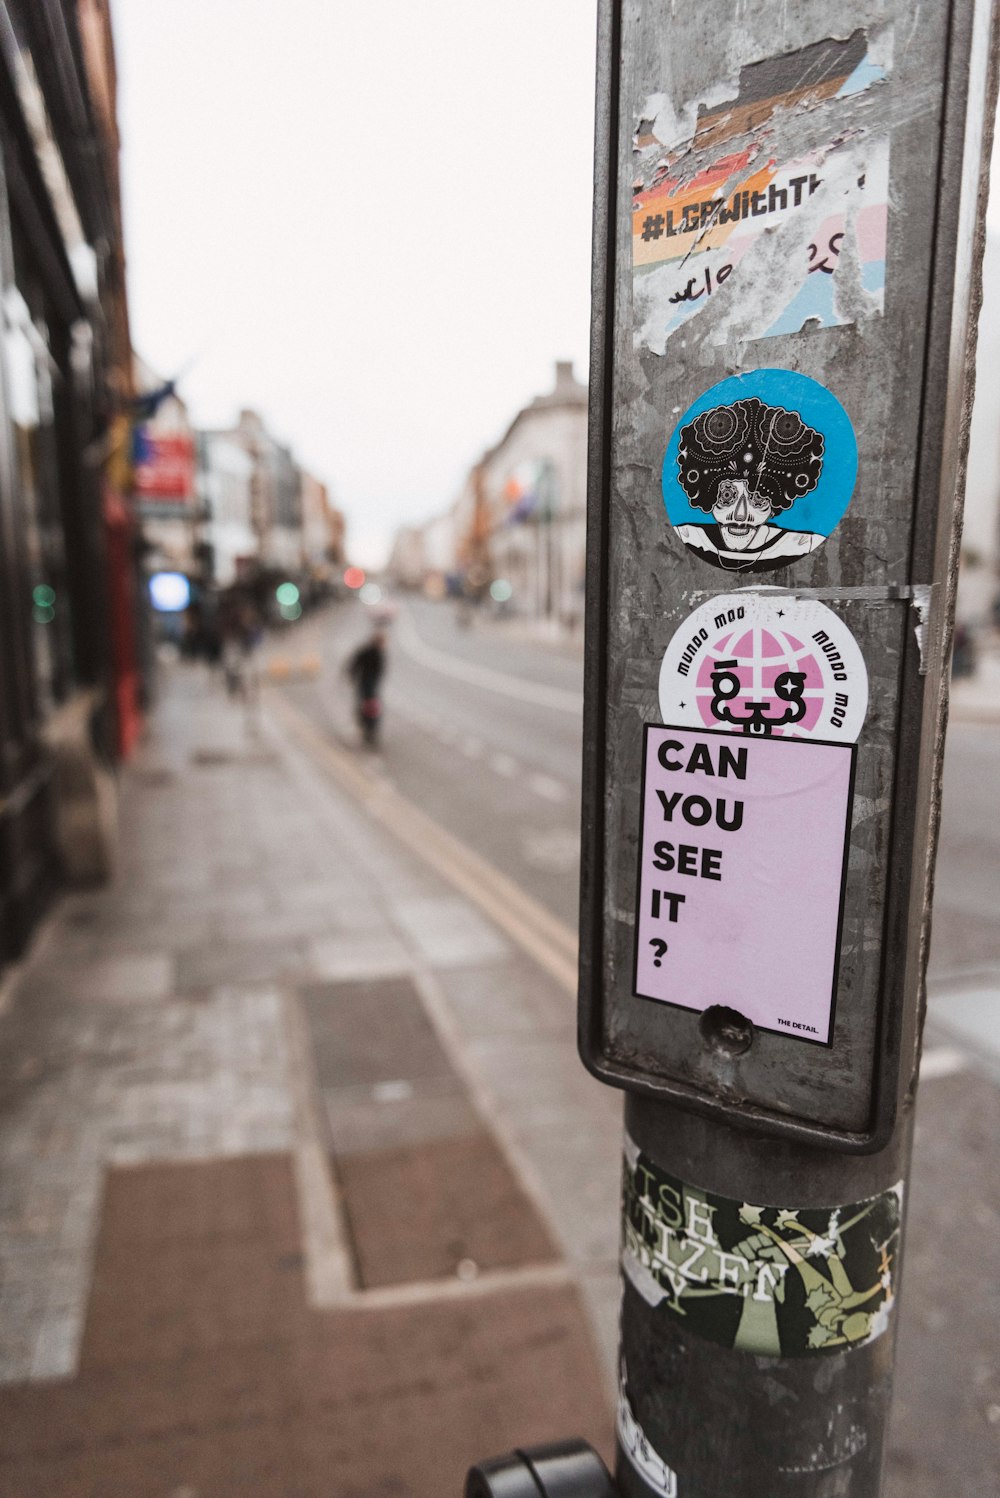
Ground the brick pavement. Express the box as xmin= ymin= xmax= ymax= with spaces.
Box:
xmin=0 ymin=664 xmax=616 ymax=1495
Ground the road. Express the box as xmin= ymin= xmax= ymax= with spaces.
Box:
xmin=273 ymin=594 xmax=1000 ymax=1496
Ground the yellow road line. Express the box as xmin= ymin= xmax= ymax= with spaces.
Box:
xmin=267 ymin=689 xmax=580 ymax=994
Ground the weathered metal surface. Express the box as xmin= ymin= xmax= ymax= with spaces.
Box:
xmin=580 ymin=0 xmax=999 ymax=1149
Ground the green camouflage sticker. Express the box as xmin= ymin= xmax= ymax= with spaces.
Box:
xmin=621 ymin=1133 xmax=901 ymax=1357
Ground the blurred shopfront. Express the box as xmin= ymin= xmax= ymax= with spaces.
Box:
xmin=0 ymin=1 xmax=140 ymax=968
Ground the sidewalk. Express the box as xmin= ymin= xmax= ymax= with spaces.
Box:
xmin=0 ymin=665 xmax=617 ymax=1497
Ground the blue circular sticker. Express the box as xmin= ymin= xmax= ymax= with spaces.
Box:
xmin=662 ymin=369 xmax=857 ymax=575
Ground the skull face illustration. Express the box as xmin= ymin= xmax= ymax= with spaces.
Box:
xmin=672 ymin=398 xmax=827 ymax=573
xmin=711 ymin=478 xmax=776 ymax=550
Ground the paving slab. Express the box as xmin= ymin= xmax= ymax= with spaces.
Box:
xmin=301 ymin=975 xmax=457 ymax=1090
xmin=393 ymin=895 xmax=511 ymax=967
xmin=339 ymin=1131 xmax=560 ymax=1288
xmin=323 ymin=1082 xmax=480 ymax=1156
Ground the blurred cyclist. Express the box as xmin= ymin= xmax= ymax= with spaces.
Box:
xmin=346 ymin=628 xmax=387 ymax=748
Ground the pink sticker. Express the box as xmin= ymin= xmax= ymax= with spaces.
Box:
xmin=634 ymin=724 xmax=855 ymax=1045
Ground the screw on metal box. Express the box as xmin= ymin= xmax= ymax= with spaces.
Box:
xmin=465 ymin=1440 xmax=616 ymax=1498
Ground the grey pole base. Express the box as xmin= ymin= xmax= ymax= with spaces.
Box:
xmin=617 ymin=1283 xmax=894 ymax=1498
xmin=615 ymin=1093 xmax=913 ymax=1497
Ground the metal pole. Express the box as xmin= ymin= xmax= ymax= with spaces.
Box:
xmin=579 ymin=2 xmax=999 ymax=1495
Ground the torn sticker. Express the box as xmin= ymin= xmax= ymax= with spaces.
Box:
xmin=632 ymin=29 xmax=890 ymax=353
xmin=621 ymin=1137 xmax=903 ymax=1357
xmin=617 ymin=1362 xmax=678 ymax=1497
xmin=910 ymin=583 xmax=934 ymax=674
xmin=658 ymin=594 xmax=869 ymax=742
xmin=662 ymin=370 xmax=857 ymax=574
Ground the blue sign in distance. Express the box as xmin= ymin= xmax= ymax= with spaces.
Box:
xmin=149 ymin=571 xmax=191 ymax=612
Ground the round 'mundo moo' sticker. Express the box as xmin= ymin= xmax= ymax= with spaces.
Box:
xmin=662 ymin=370 xmax=857 ymax=574
xmin=659 ymin=593 xmax=868 ymax=741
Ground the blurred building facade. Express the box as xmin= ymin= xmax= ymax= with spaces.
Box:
xmin=194 ymin=409 xmax=345 ymax=597
xmin=483 ymin=361 xmax=588 ymax=625
xmin=388 ymin=361 xmax=588 ymax=628
xmin=196 ymin=427 xmax=255 ymax=590
xmin=300 ymin=466 xmax=345 ymax=578
xmin=0 ymin=0 xmax=141 ymax=969
xmin=387 ymin=524 xmax=428 ymax=590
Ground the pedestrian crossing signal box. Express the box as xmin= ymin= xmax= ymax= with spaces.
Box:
xmin=577 ymin=0 xmax=997 ymax=1151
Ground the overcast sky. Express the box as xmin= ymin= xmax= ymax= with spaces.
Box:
xmin=113 ymin=3 xmax=1000 ymax=568
xmin=113 ymin=0 xmax=598 ymax=566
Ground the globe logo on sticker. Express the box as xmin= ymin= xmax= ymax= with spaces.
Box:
xmin=662 ymin=370 xmax=858 ymax=575
xmin=659 ymin=594 xmax=868 ymax=742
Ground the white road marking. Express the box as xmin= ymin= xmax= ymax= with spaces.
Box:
xmin=490 ymin=753 xmax=518 ymax=778
xmin=371 ymin=1080 xmax=414 ymax=1102
xmin=528 ymin=772 xmax=569 ymax=803
xmin=919 ymin=1046 xmax=966 ymax=1080
xmin=926 ymin=985 xmax=1000 ymax=1070
xmin=395 ymin=607 xmax=583 ymax=715
xmin=928 ymin=964 xmax=1000 ymax=993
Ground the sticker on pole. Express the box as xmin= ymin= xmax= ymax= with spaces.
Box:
xmin=662 ymin=371 xmax=857 ymax=575
xmin=632 ymin=29 xmax=890 ymax=352
xmin=621 ymin=1134 xmax=902 ymax=1357
xmin=659 ymin=593 xmax=868 ymax=741
xmin=634 ymin=724 xmax=855 ymax=1044
xmin=617 ymin=1363 xmax=678 ymax=1497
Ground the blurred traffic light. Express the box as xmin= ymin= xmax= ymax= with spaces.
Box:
xmin=276 ymin=581 xmax=302 ymax=621
xmin=32 ymin=583 xmax=56 ymax=623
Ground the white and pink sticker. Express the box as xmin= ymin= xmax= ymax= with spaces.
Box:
xmin=658 ymin=593 xmax=868 ymax=742
xmin=636 ymin=595 xmax=868 ymax=1044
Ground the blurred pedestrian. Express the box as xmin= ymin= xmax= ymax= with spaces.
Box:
xmin=221 ymin=599 xmax=263 ymax=702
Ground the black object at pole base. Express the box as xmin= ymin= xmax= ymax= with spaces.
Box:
xmin=465 ymin=1439 xmax=617 ymax=1498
